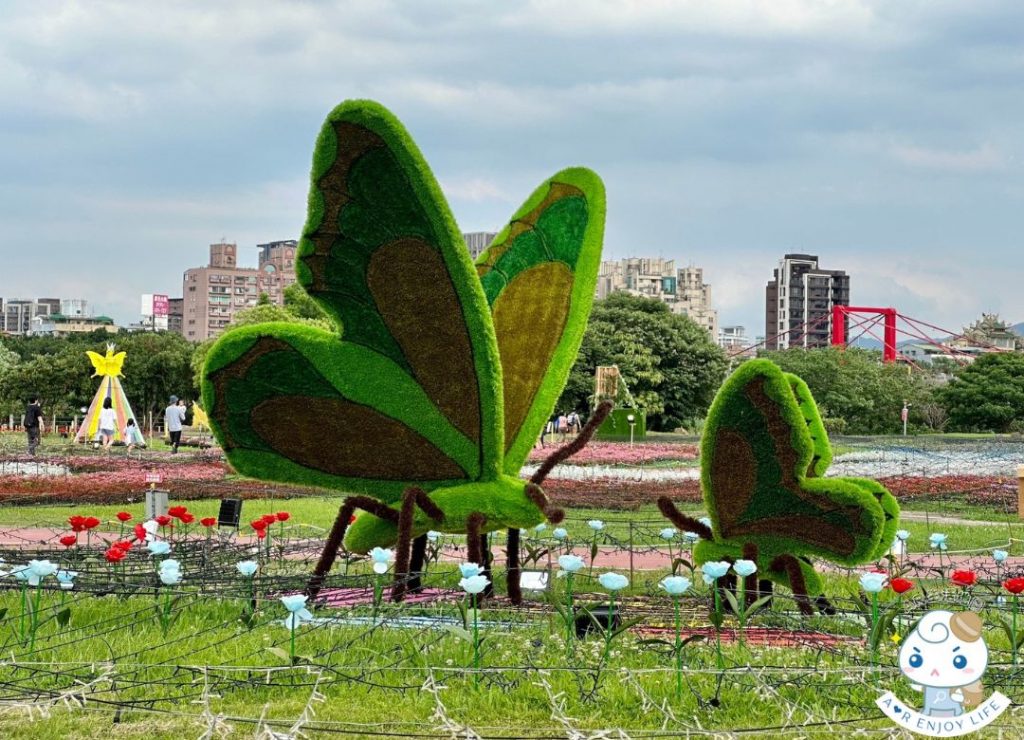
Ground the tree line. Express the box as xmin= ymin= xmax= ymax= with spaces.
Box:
xmin=2 ymin=288 xmax=1021 ymax=435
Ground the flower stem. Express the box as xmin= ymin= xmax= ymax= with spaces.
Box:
xmin=565 ymin=573 xmax=574 ymax=658
xmin=714 ymin=586 xmax=723 ymax=669
xmin=290 ymin=620 xmax=296 ymax=663
xmin=870 ymin=591 xmax=879 ymax=683
xmin=472 ymin=593 xmax=480 ymax=687
xmin=737 ymin=578 xmax=746 ymax=649
xmin=28 ymin=585 xmax=42 ymax=652
xmin=673 ymin=595 xmax=682 ymax=700
xmin=1014 ymin=595 xmax=1019 ymax=668
xmin=602 ymin=593 xmax=616 ymax=665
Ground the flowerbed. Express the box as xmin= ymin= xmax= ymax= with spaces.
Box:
xmin=527 ymin=441 xmax=698 ymax=465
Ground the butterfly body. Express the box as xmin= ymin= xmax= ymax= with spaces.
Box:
xmin=202 ymin=100 xmax=607 ymax=598
xmin=661 ymin=359 xmax=899 ymax=610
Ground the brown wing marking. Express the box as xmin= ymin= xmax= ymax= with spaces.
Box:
xmin=709 ymin=427 xmax=757 ymax=536
xmin=365 ymin=238 xmax=480 ymax=444
xmin=491 ymin=262 xmax=572 ymax=454
xmin=209 ymin=337 xmax=293 ymax=450
xmin=251 ymin=396 xmax=465 ymax=481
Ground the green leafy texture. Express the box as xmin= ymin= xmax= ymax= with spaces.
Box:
xmin=784 ymin=373 xmax=832 ymax=477
xmin=297 ymin=99 xmax=504 ymax=480
xmin=697 ymin=359 xmax=896 ymax=594
xmin=476 ymin=168 xmax=605 ymax=474
xmin=344 ymin=475 xmax=542 ymax=553
xmin=202 ymin=324 xmax=478 ymax=499
xmin=843 ymin=477 xmax=900 ymax=560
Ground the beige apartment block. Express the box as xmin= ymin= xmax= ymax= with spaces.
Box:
xmin=181 ymin=241 xmax=297 ymax=342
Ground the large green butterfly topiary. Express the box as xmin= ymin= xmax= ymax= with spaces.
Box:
xmin=660 ymin=359 xmax=900 ymax=613
xmin=201 ymin=99 xmax=608 ymax=602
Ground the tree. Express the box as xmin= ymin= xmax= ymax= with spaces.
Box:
xmin=938 ymin=352 xmax=1024 ymax=432
xmin=760 ymin=347 xmax=937 ymax=435
xmin=558 ymin=293 xmax=728 ymax=431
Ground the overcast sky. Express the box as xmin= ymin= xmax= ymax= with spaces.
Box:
xmin=2 ymin=1 xmax=1022 ymax=338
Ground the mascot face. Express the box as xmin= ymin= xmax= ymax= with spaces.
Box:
xmin=899 ymin=610 xmax=988 ymax=689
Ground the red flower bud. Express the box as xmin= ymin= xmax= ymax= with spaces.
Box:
xmin=155 ymin=515 xmax=172 ymax=526
xmin=1004 ymin=577 xmax=1024 ymax=595
xmin=105 ymin=547 xmax=126 ymax=563
xmin=69 ymin=515 xmax=87 ymax=532
xmin=890 ymin=578 xmax=914 ymax=595
xmin=179 ymin=512 xmax=195 ymax=524
xmin=250 ymin=519 xmax=268 ymax=531
xmin=59 ymin=534 xmax=78 ymax=548
xmin=201 ymin=517 xmax=217 ymax=527
xmin=113 ymin=539 xmax=133 ymax=551
xmin=116 ymin=511 xmax=133 ymax=522
xmin=951 ymin=570 xmax=977 ymax=587
xmin=168 ymin=506 xmax=188 ymax=518
xmin=261 ymin=514 xmax=277 ymax=526
xmin=134 ymin=523 xmax=147 ymax=541
xmin=83 ymin=516 xmax=101 ymax=530
xmin=256 ymin=529 xmax=267 ymax=540
xmin=276 ymin=512 xmax=290 ymax=522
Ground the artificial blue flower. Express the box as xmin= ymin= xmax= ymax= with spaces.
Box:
xmin=147 ymin=540 xmax=171 ymax=557
xmin=552 ymin=527 xmax=568 ymax=541
xmin=859 ymin=572 xmax=887 ymax=594
xmin=369 ymin=547 xmax=393 ymax=575
xmin=279 ymin=594 xmax=313 ymax=629
xmin=236 ymin=560 xmax=258 ymax=577
xmin=535 ymin=523 xmax=547 ymax=533
xmin=929 ymin=533 xmax=947 ymax=551
xmin=659 ymin=575 xmax=691 ymax=596
xmin=682 ymin=531 xmax=700 ymax=544
xmin=598 ymin=572 xmax=629 ymax=591
xmin=460 ymin=574 xmax=490 ymax=595
xmin=659 ymin=527 xmax=677 ymax=541
xmin=895 ymin=529 xmax=910 ymax=541
xmin=158 ymin=559 xmax=182 ymax=586
xmin=993 ymin=549 xmax=1009 ymax=564
xmin=588 ymin=520 xmax=604 ymax=532
xmin=56 ymin=570 xmax=77 ymax=590
xmin=459 ymin=562 xmax=483 ymax=578
xmin=426 ymin=530 xmax=441 ymax=542
xmin=25 ymin=560 xmax=58 ymax=586
xmin=557 ymin=554 xmax=585 ymax=574
xmin=732 ymin=560 xmax=757 ymax=578
xmin=701 ymin=561 xmax=730 ymax=585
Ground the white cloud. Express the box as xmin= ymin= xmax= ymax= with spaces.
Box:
xmin=889 ymin=142 xmax=1006 ymax=173
xmin=440 ymin=177 xmax=511 ymax=203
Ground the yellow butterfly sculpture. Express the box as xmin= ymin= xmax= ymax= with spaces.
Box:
xmin=86 ymin=344 xmax=127 ymax=378
xmin=192 ymin=402 xmax=209 ymax=430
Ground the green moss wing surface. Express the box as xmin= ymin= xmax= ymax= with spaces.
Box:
xmin=701 ymin=359 xmax=886 ymax=568
xmin=202 ymin=324 xmax=479 ymax=501
xmin=475 ymin=168 xmax=606 ymax=474
xmin=297 ymin=99 xmax=503 ymax=480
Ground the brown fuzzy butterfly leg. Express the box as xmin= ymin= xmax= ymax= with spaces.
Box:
xmin=524 ymin=483 xmax=566 ymax=525
xmin=466 ymin=512 xmax=487 ymax=565
xmin=506 ymin=527 xmax=522 ymax=606
xmin=770 ymin=554 xmax=814 ymax=616
xmin=656 ymin=497 xmax=714 ymax=541
xmin=406 ymin=534 xmax=429 ymax=595
xmin=306 ymin=495 xmax=400 ymax=601
xmin=742 ymin=542 xmax=759 ymax=609
xmin=480 ymin=533 xmax=495 ymax=598
xmin=392 ymin=487 xmax=445 ymax=602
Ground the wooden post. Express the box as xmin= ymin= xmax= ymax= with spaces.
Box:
xmin=1018 ymin=466 xmax=1024 ymax=520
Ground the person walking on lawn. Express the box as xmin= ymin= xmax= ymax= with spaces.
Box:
xmin=25 ymin=396 xmax=44 ymax=456
xmin=165 ymin=395 xmax=186 ymax=453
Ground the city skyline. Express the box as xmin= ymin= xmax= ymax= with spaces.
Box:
xmin=1 ymin=2 xmax=1022 ymax=335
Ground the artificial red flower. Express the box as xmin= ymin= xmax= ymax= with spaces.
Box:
xmin=261 ymin=514 xmax=277 ymax=526
xmin=276 ymin=511 xmax=290 ymax=522
xmin=69 ymin=515 xmax=87 ymax=532
xmin=168 ymin=505 xmax=189 ymax=518
xmin=155 ymin=515 xmax=172 ymax=526
xmin=179 ymin=512 xmax=195 ymax=524
xmin=951 ymin=570 xmax=977 ymax=587
xmin=1004 ymin=577 xmax=1024 ymax=595
xmin=116 ymin=511 xmax=133 ymax=522
xmin=134 ymin=523 xmax=147 ymax=541
xmin=201 ymin=517 xmax=217 ymax=528
xmin=256 ymin=529 xmax=267 ymax=540
xmin=113 ymin=539 xmax=133 ymax=551
xmin=250 ymin=519 xmax=268 ymax=531
xmin=59 ymin=534 xmax=78 ymax=547
xmin=83 ymin=516 xmax=101 ymax=530
xmin=890 ymin=578 xmax=914 ymax=595
xmin=105 ymin=547 xmax=126 ymax=563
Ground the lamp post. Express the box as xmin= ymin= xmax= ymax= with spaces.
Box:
xmin=627 ymin=413 xmax=636 ymax=446
xmin=901 ymin=401 xmax=910 ymax=437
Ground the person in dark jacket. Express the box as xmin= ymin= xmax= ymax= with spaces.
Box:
xmin=25 ymin=396 xmax=43 ymax=456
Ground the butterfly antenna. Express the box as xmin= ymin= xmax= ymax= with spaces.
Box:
xmin=530 ymin=400 xmax=613 ymax=486
xmin=657 ymin=497 xmax=714 ymax=540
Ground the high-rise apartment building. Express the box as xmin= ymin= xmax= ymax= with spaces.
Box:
xmin=167 ymin=298 xmax=183 ymax=334
xmin=0 ymin=297 xmax=61 ymax=335
xmin=463 ymin=232 xmax=497 ymax=261
xmin=181 ymin=241 xmax=298 ymax=342
xmin=596 ymin=257 xmax=719 ymax=338
xmin=764 ymin=254 xmax=849 ymax=350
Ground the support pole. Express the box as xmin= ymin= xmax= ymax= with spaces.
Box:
xmin=1018 ymin=466 xmax=1024 ymax=520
